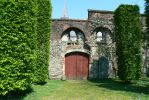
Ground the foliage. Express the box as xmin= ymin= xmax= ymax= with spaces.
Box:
xmin=0 ymin=0 xmax=37 ymax=95
xmin=33 ymin=0 xmax=52 ymax=84
xmin=114 ymin=5 xmax=142 ymax=83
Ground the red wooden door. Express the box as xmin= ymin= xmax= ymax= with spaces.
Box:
xmin=65 ymin=52 xmax=89 ymax=79
xmin=65 ymin=53 xmax=76 ymax=79
xmin=82 ymin=54 xmax=89 ymax=79
xmin=76 ymin=54 xmax=83 ymax=79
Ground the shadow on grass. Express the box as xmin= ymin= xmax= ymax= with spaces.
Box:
xmin=89 ymin=78 xmax=149 ymax=94
xmin=0 ymin=87 xmax=33 ymax=100
xmin=33 ymin=81 xmax=47 ymax=86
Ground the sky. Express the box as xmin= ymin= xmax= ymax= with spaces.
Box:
xmin=51 ymin=0 xmax=145 ymax=19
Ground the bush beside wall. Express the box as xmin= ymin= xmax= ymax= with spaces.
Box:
xmin=114 ymin=5 xmax=142 ymax=83
xmin=33 ymin=0 xmax=52 ymax=84
xmin=0 ymin=0 xmax=37 ymax=95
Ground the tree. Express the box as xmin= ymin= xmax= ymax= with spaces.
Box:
xmin=33 ymin=0 xmax=52 ymax=84
xmin=114 ymin=5 xmax=142 ymax=83
xmin=0 ymin=0 xmax=37 ymax=95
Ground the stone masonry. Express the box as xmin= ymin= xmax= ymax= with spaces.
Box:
xmin=49 ymin=9 xmax=147 ymax=79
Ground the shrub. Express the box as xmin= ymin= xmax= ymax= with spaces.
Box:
xmin=33 ymin=0 xmax=52 ymax=84
xmin=0 ymin=0 xmax=37 ymax=95
xmin=114 ymin=5 xmax=142 ymax=83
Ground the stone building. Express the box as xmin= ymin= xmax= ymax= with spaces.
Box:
xmin=49 ymin=9 xmax=147 ymax=80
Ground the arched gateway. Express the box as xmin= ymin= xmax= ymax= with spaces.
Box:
xmin=49 ymin=9 xmax=146 ymax=80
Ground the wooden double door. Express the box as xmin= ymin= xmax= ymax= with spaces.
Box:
xmin=65 ymin=52 xmax=89 ymax=80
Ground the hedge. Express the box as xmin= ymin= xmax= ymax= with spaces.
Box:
xmin=114 ymin=5 xmax=142 ymax=83
xmin=33 ymin=0 xmax=52 ymax=84
xmin=0 ymin=0 xmax=37 ymax=95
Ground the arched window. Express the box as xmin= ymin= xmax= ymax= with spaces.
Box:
xmin=61 ymin=34 xmax=69 ymax=41
xmin=61 ymin=28 xmax=85 ymax=43
xmin=97 ymin=31 xmax=102 ymax=42
xmin=70 ymin=30 xmax=77 ymax=42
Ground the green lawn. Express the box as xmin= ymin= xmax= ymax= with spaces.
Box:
xmin=1 ymin=78 xmax=149 ymax=100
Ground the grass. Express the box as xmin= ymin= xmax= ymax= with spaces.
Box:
xmin=0 ymin=78 xmax=149 ymax=100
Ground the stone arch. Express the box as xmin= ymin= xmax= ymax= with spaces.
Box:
xmin=92 ymin=27 xmax=114 ymax=43
xmin=61 ymin=27 xmax=86 ymax=41
xmin=88 ymin=26 xmax=116 ymax=79
xmin=65 ymin=49 xmax=90 ymax=56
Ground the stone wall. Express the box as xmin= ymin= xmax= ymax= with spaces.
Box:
xmin=51 ymin=19 xmax=88 ymax=40
xmin=49 ymin=40 xmax=63 ymax=79
xmin=49 ymin=9 xmax=147 ymax=79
